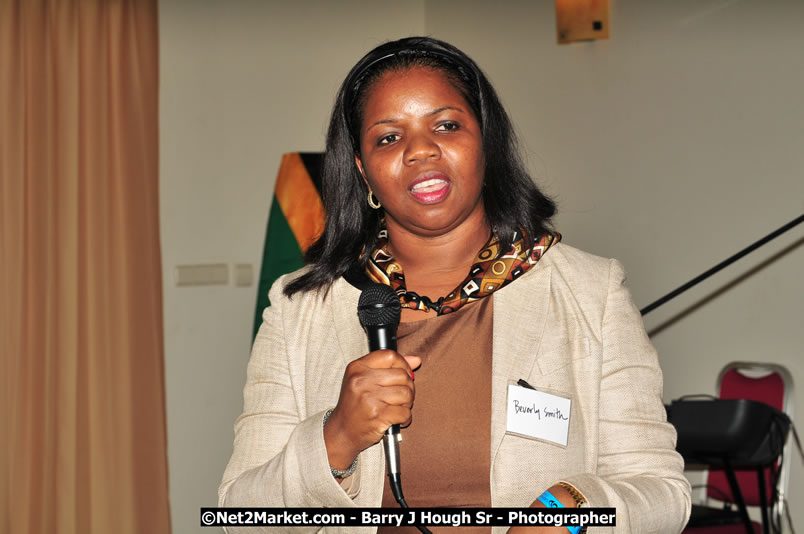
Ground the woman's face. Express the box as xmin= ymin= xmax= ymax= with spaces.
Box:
xmin=355 ymin=67 xmax=486 ymax=239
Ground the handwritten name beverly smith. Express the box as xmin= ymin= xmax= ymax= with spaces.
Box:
xmin=513 ymin=400 xmax=568 ymax=421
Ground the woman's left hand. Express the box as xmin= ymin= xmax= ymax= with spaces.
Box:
xmin=507 ymin=484 xmax=577 ymax=534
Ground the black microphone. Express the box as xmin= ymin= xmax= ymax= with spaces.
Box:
xmin=357 ymin=284 xmax=407 ymax=506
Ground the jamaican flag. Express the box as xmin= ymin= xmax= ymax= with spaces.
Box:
xmin=253 ymin=152 xmax=325 ymax=338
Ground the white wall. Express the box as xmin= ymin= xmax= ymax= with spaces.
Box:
xmin=159 ymin=2 xmax=424 ymax=533
xmin=161 ymin=1 xmax=803 ymax=532
xmin=424 ymin=0 xmax=803 ymax=529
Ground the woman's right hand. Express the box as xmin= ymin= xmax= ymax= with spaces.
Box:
xmin=323 ymin=350 xmax=421 ymax=471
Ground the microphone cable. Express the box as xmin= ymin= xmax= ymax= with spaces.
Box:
xmin=384 ymin=450 xmax=432 ymax=534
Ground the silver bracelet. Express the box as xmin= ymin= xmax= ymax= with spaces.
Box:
xmin=323 ymin=409 xmax=358 ymax=479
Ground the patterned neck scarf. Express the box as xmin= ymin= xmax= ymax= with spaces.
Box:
xmin=365 ymin=227 xmax=560 ymax=315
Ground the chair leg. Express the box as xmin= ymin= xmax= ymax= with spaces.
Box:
xmin=757 ymin=467 xmax=769 ymax=534
xmin=722 ymin=457 xmax=753 ymax=534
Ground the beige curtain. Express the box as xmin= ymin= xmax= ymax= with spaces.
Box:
xmin=0 ymin=1 xmax=170 ymax=533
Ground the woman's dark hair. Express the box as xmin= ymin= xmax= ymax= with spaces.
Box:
xmin=284 ymin=36 xmax=555 ymax=297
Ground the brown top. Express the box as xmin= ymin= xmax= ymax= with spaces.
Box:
xmin=379 ymin=297 xmax=493 ymax=533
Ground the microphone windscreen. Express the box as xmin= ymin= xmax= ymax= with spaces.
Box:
xmin=357 ymin=284 xmax=401 ymax=327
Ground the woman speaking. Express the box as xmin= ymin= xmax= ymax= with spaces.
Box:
xmin=219 ymin=37 xmax=691 ymax=533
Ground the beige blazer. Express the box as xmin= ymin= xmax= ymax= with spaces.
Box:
xmin=219 ymin=243 xmax=691 ymax=533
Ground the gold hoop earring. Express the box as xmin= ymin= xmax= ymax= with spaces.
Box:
xmin=367 ymin=190 xmax=382 ymax=209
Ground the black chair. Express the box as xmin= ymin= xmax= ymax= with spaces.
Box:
xmin=667 ymin=394 xmax=791 ymax=534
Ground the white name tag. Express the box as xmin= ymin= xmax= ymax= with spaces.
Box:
xmin=506 ymin=384 xmax=571 ymax=446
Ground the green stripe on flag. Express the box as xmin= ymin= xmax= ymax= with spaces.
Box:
xmin=253 ymin=196 xmax=305 ymax=339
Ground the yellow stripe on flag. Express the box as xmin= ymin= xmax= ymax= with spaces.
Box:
xmin=274 ymin=153 xmax=325 ymax=252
